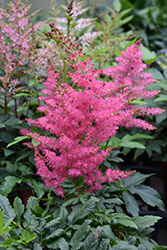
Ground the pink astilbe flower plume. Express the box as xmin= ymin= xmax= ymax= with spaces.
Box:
xmin=21 ymin=40 xmax=163 ymax=195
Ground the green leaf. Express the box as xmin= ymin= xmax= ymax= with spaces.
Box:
xmin=0 ymin=132 xmax=14 ymax=144
xmin=100 ymin=225 xmax=114 ymax=239
xmin=13 ymin=197 xmax=24 ymax=224
xmin=140 ymin=45 xmax=160 ymax=65
xmin=33 ymin=243 xmax=43 ymax=250
xmin=23 ymin=228 xmax=37 ymax=243
xmin=103 ymin=198 xmax=123 ymax=205
xmin=0 ymin=123 xmax=5 ymax=128
xmin=0 ymin=238 xmax=20 ymax=248
xmin=62 ymin=198 xmax=79 ymax=207
xmin=113 ymin=0 xmax=122 ymax=12
xmin=123 ymin=191 xmax=139 ymax=216
xmin=121 ymin=172 xmax=152 ymax=187
xmin=44 ymin=217 xmax=62 ymax=228
xmin=132 ymin=215 xmax=162 ymax=229
xmin=32 ymin=139 xmax=40 ymax=146
xmin=0 ymin=210 xmax=4 ymax=233
xmin=156 ymin=110 xmax=167 ymax=124
xmin=145 ymin=68 xmax=165 ymax=81
xmin=154 ymin=94 xmax=167 ymax=102
xmin=30 ymin=179 xmax=46 ymax=198
xmin=111 ymin=242 xmax=138 ymax=249
xmin=71 ymin=220 xmax=91 ymax=250
xmin=0 ymin=195 xmax=15 ymax=220
xmin=98 ymin=239 xmax=110 ymax=250
xmin=118 ymin=15 xmax=134 ymax=27
xmin=112 ymin=213 xmax=138 ymax=229
xmin=3 ymin=149 xmax=15 ymax=157
xmin=7 ymin=136 xmax=30 ymax=148
xmin=44 ymin=228 xmax=64 ymax=240
xmin=138 ymin=236 xmax=156 ymax=250
xmin=134 ymin=149 xmax=145 ymax=160
xmin=16 ymin=151 xmax=32 ymax=162
xmin=163 ymin=67 xmax=167 ymax=79
xmin=75 ymin=175 xmax=85 ymax=188
xmin=47 ymin=237 xmax=69 ymax=250
xmin=82 ymin=229 xmax=100 ymax=250
xmin=4 ymin=118 xmax=21 ymax=127
xmin=119 ymin=141 xmax=145 ymax=149
xmin=23 ymin=197 xmax=39 ymax=227
xmin=154 ymin=246 xmax=167 ymax=250
xmin=68 ymin=197 xmax=98 ymax=224
xmin=129 ymin=185 xmax=165 ymax=211
xmin=122 ymin=133 xmax=153 ymax=141
xmin=2 ymin=221 xmax=14 ymax=237
xmin=1 ymin=176 xmax=22 ymax=196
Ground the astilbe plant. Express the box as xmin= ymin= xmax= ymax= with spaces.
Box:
xmin=20 ymin=38 xmax=163 ymax=196
xmin=0 ymin=0 xmax=46 ymax=115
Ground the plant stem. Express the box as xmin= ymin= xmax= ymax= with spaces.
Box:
xmin=42 ymin=189 xmax=52 ymax=217
xmin=4 ymin=88 xmax=8 ymax=114
xmin=58 ymin=43 xmax=67 ymax=82
xmin=14 ymin=98 xmax=17 ymax=118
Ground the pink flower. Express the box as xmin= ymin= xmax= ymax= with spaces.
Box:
xmin=20 ymin=40 xmax=163 ymax=195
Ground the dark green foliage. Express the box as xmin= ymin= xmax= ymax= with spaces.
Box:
xmin=0 ymin=189 xmax=164 ymax=250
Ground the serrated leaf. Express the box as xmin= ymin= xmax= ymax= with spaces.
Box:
xmin=0 ymin=194 xmax=16 ymax=220
xmin=62 ymin=198 xmax=79 ymax=207
xmin=132 ymin=215 xmax=162 ymax=229
xmin=71 ymin=220 xmax=91 ymax=250
xmin=68 ymin=197 xmax=98 ymax=224
xmin=121 ymin=172 xmax=152 ymax=187
xmin=100 ymin=225 xmax=114 ymax=239
xmin=44 ymin=228 xmax=64 ymax=240
xmin=112 ymin=214 xmax=138 ymax=229
xmin=123 ymin=191 xmax=139 ymax=216
xmin=98 ymin=239 xmax=110 ymax=250
xmin=23 ymin=197 xmax=39 ymax=227
xmin=82 ymin=228 xmax=100 ymax=250
xmin=128 ymin=185 xmax=165 ymax=211
xmin=13 ymin=197 xmax=24 ymax=224
xmin=44 ymin=217 xmax=62 ymax=228
xmin=47 ymin=237 xmax=69 ymax=250
xmin=103 ymin=198 xmax=123 ymax=205
xmin=31 ymin=179 xmax=46 ymax=198
xmin=1 ymin=176 xmax=22 ymax=196
xmin=138 ymin=236 xmax=155 ymax=250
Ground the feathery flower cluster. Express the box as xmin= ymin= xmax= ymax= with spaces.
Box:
xmin=21 ymin=41 xmax=163 ymax=195
xmin=50 ymin=1 xmax=99 ymax=47
xmin=0 ymin=0 xmax=44 ymax=101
